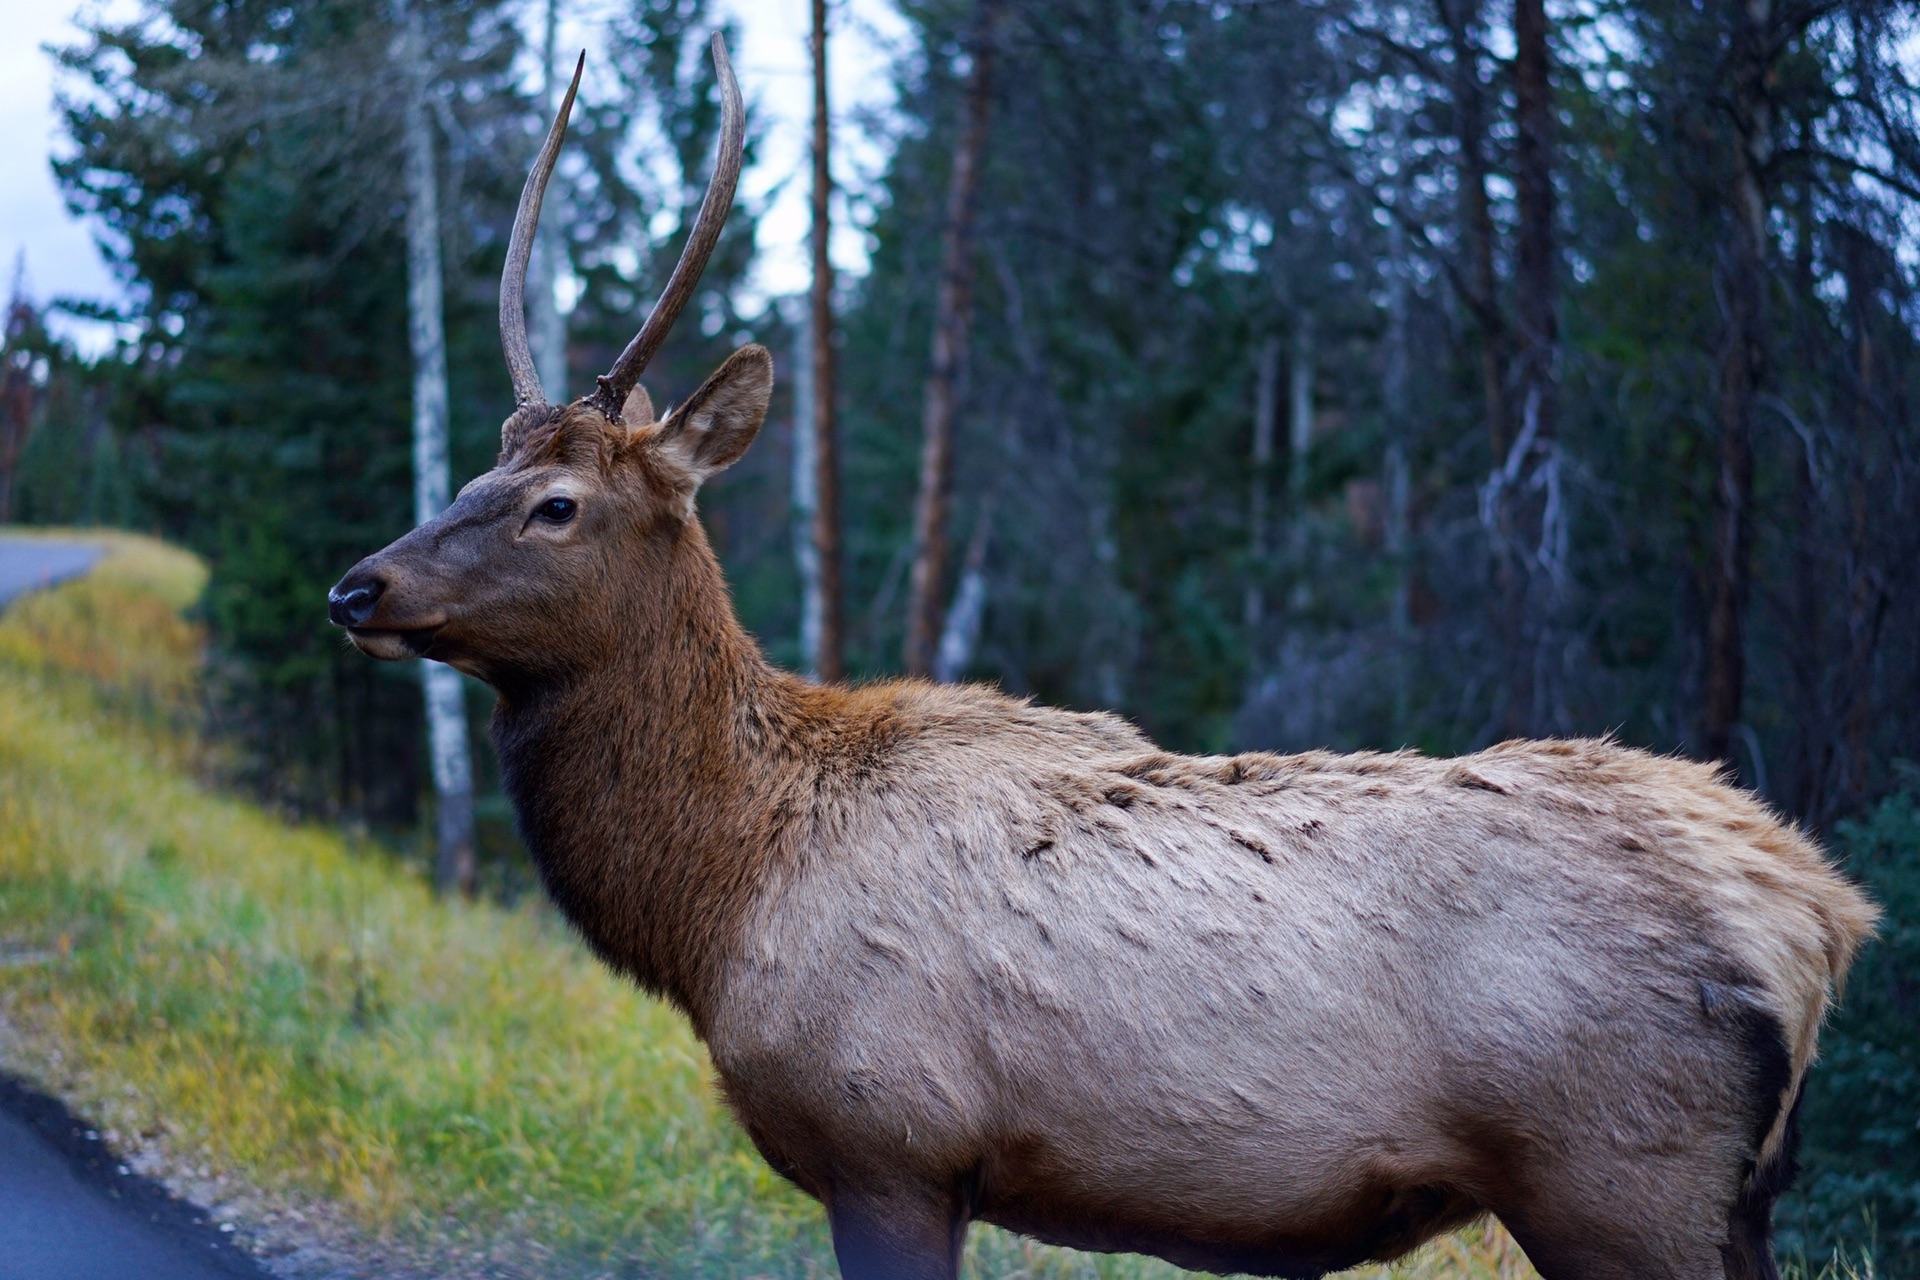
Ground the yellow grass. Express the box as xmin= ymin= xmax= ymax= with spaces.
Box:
xmin=3 ymin=529 xmax=1850 ymax=1278
xmin=0 ymin=533 xmax=823 ymax=1276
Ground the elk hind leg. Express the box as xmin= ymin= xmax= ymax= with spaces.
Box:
xmin=1485 ymin=1144 xmax=1738 ymax=1280
xmin=1495 ymin=1200 xmax=1728 ymax=1280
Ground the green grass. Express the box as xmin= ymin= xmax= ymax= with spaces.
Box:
xmin=0 ymin=531 xmax=1862 ymax=1278
xmin=0 ymin=533 xmax=825 ymax=1275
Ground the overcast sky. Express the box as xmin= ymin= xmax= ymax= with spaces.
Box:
xmin=0 ymin=0 xmax=910 ymax=354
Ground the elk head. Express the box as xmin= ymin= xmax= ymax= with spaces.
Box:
xmin=328 ymin=35 xmax=767 ymax=691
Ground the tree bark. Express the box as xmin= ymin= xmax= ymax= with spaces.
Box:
xmin=1384 ymin=202 xmax=1413 ymax=639
xmin=933 ymin=496 xmax=993 ymax=684
xmin=904 ymin=0 xmax=1000 ymax=677
xmin=1512 ymin=0 xmax=1557 ymax=452
xmin=0 ymin=257 xmax=34 ymax=523
xmin=526 ymin=0 xmax=568 ymax=400
xmin=1243 ymin=335 xmax=1281 ymax=632
xmin=1837 ymin=230 xmax=1886 ymax=817
xmin=1288 ymin=311 xmax=1314 ymax=506
xmin=1839 ymin=365 xmax=1882 ymax=819
xmin=0 ymin=372 xmax=27 ymax=527
xmin=1439 ymin=0 xmax=1509 ymax=460
xmin=792 ymin=310 xmax=824 ymax=675
xmin=807 ymin=0 xmax=844 ymax=681
xmin=401 ymin=5 xmax=476 ymax=895
xmin=1488 ymin=0 xmax=1560 ymax=738
xmin=1701 ymin=0 xmax=1772 ymax=766
xmin=1785 ymin=176 xmax=1826 ymax=817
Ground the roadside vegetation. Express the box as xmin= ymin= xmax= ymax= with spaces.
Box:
xmin=0 ymin=534 xmax=1884 ymax=1279
xmin=0 ymin=534 xmax=823 ymax=1277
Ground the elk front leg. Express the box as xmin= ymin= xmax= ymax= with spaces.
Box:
xmin=827 ymin=1185 xmax=965 ymax=1280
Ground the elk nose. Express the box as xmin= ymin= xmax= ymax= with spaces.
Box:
xmin=328 ymin=576 xmax=386 ymax=628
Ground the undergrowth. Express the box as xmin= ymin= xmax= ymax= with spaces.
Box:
xmin=1782 ymin=765 xmax=1920 ymax=1276
xmin=0 ymin=530 xmax=1867 ymax=1279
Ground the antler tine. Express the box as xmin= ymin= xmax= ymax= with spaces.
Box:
xmin=589 ymin=31 xmax=744 ymax=420
xmin=501 ymin=51 xmax=585 ymax=409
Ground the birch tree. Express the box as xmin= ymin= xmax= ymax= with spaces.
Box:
xmin=1698 ymin=0 xmax=1772 ymax=766
xmin=399 ymin=0 xmax=476 ymax=895
xmin=526 ymin=0 xmax=569 ymax=399
xmin=1242 ymin=335 xmax=1281 ymax=632
xmin=806 ymin=0 xmax=844 ymax=680
xmin=1436 ymin=0 xmax=1510 ymax=463
xmin=904 ymin=0 xmax=1002 ymax=678
xmin=1288 ymin=312 xmax=1314 ymax=514
xmin=792 ymin=306 xmax=824 ymax=673
xmin=1510 ymin=0 xmax=1562 ymax=732
xmin=932 ymin=496 xmax=992 ymax=684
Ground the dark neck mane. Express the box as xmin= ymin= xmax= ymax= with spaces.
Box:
xmin=489 ymin=519 xmax=810 ymax=1030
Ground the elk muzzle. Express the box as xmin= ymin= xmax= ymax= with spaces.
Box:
xmin=327 ymin=578 xmax=384 ymax=627
xmin=328 ymin=559 xmax=446 ymax=660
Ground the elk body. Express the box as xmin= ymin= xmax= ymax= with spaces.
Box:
xmin=330 ymin=39 xmax=1877 ymax=1280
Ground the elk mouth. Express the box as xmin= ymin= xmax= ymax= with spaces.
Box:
xmin=345 ymin=624 xmax=443 ymax=661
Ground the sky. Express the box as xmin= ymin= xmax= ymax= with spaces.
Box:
xmin=0 ymin=0 xmax=132 ymax=350
xmin=0 ymin=0 xmax=910 ymax=354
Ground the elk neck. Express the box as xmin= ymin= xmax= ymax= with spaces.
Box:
xmin=487 ymin=516 xmax=814 ymax=1033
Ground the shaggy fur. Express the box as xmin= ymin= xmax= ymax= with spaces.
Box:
xmin=331 ymin=345 xmax=1878 ymax=1280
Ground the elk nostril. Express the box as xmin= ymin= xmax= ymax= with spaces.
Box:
xmin=328 ymin=577 xmax=386 ymax=628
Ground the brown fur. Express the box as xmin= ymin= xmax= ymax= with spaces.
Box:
xmin=331 ymin=346 xmax=1878 ymax=1280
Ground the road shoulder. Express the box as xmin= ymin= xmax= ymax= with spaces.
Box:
xmin=0 ymin=1071 xmax=271 ymax=1280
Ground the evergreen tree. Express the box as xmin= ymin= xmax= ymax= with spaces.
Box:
xmin=51 ymin=0 xmax=773 ymax=848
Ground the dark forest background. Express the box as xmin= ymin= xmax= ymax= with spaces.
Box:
xmin=3 ymin=0 xmax=1917 ymax=1267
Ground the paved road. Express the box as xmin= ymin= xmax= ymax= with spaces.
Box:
xmin=0 ymin=539 xmax=104 ymax=610
xmin=0 ymin=1077 xmax=270 ymax=1279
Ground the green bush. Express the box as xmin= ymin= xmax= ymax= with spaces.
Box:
xmin=1783 ymin=764 xmax=1920 ymax=1275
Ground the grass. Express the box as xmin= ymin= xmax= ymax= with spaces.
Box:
xmin=0 ymin=530 xmax=1864 ymax=1279
xmin=0 ymin=533 xmax=822 ymax=1277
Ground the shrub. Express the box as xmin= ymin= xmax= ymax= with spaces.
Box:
xmin=1783 ymin=764 xmax=1920 ymax=1275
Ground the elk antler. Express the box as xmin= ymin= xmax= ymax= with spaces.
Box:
xmin=588 ymin=31 xmax=745 ymax=421
xmin=501 ymin=51 xmax=586 ymax=410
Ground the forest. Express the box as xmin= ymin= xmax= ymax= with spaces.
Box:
xmin=2 ymin=0 xmax=1917 ymax=1268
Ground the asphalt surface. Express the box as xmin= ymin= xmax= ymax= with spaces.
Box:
xmin=0 ymin=539 xmax=104 ymax=610
xmin=1 ymin=538 xmax=271 ymax=1278
xmin=0 ymin=1077 xmax=270 ymax=1280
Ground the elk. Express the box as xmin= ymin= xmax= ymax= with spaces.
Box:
xmin=329 ymin=36 xmax=1877 ymax=1280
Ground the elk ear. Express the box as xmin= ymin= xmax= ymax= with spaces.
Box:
xmin=621 ymin=382 xmax=655 ymax=426
xmin=653 ymin=345 xmax=772 ymax=488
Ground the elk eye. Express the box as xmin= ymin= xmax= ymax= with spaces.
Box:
xmin=535 ymin=497 xmax=577 ymax=524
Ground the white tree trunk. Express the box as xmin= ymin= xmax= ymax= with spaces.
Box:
xmin=1243 ymin=334 xmax=1281 ymax=632
xmin=806 ymin=0 xmax=845 ymax=681
xmin=1384 ymin=206 xmax=1412 ymax=638
xmin=401 ymin=7 xmax=476 ymax=895
xmin=791 ymin=307 xmax=825 ymax=677
xmin=904 ymin=0 xmax=1001 ymax=677
xmin=1288 ymin=310 xmax=1314 ymax=505
xmin=1284 ymin=309 xmax=1316 ymax=611
xmin=933 ymin=498 xmax=993 ymax=684
xmin=526 ymin=0 xmax=568 ymax=400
